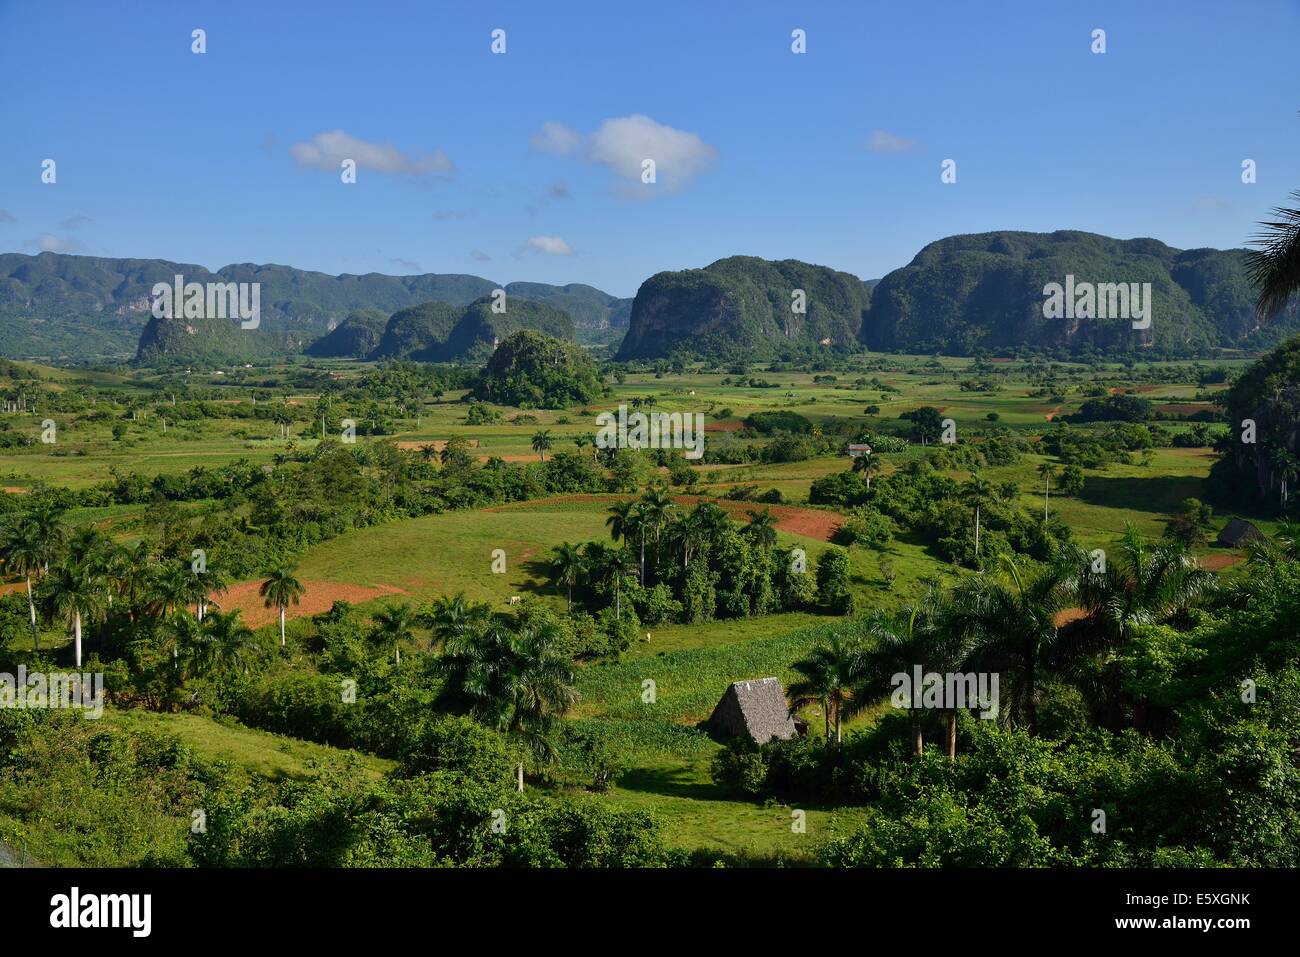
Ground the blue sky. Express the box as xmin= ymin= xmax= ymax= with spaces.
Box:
xmin=2 ymin=0 xmax=1298 ymax=297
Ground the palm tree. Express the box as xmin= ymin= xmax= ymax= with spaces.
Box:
xmin=855 ymin=600 xmax=955 ymax=755
xmin=152 ymin=564 xmax=207 ymax=621
xmin=639 ymin=483 xmax=674 ymax=573
xmin=852 ymin=453 xmax=881 ymax=489
xmin=1037 ymin=462 xmax=1058 ymax=520
xmin=788 ymin=630 xmax=865 ymax=744
xmin=606 ymin=499 xmax=650 ymax=584
xmin=189 ymin=609 xmax=257 ymax=682
xmin=371 ymin=602 xmax=416 ymax=665
xmin=961 ymin=476 xmax=997 ymax=567
xmin=945 ymin=554 xmax=1077 ymax=735
xmin=114 ymin=541 xmax=160 ymax=621
xmin=1267 ymin=444 xmax=1300 ymax=512
xmin=0 ymin=515 xmax=54 ymax=649
xmin=196 ymin=562 xmax=230 ymax=622
xmin=1074 ymin=526 xmax=1216 ymax=646
xmin=420 ymin=592 xmax=490 ymax=652
xmin=418 ymin=443 xmax=438 ymax=464
xmin=1245 ymin=188 xmax=1300 ymax=320
xmin=433 ymin=620 xmax=577 ymax=791
xmin=163 ymin=610 xmax=205 ymax=677
xmin=548 ymin=542 xmax=586 ymax=613
xmin=259 ymin=566 xmax=305 ymax=648
xmin=531 ymin=430 xmax=553 ymax=462
xmin=744 ymin=509 xmax=778 ymax=550
xmin=44 ymin=557 xmax=110 ymax=668
xmin=585 ymin=542 xmax=632 ymax=617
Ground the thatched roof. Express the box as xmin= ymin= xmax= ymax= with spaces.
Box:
xmin=1217 ymin=518 xmax=1265 ymax=548
xmin=705 ymin=677 xmax=797 ymax=744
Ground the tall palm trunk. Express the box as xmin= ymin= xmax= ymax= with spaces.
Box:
xmin=279 ymin=606 xmax=286 ymax=647
xmin=73 ymin=610 xmax=82 ymax=668
xmin=911 ymin=715 xmax=923 ymax=756
xmin=946 ymin=711 xmax=957 ymax=758
xmin=639 ymin=533 xmax=646 ymax=585
xmin=974 ymin=505 xmax=981 ymax=565
xmin=25 ymin=575 xmax=38 ymax=650
xmin=516 ymin=763 xmax=525 ymax=792
xmin=822 ymin=695 xmax=830 ymax=741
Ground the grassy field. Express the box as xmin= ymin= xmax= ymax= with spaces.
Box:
xmin=0 ymin=352 xmax=1273 ymax=859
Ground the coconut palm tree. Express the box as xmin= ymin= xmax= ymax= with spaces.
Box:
xmin=1245 ymin=188 xmax=1300 ymax=320
xmin=531 ymin=430 xmax=553 ymax=462
xmin=43 ymin=557 xmax=110 ymax=668
xmin=371 ymin=602 xmax=415 ymax=665
xmin=548 ymin=542 xmax=586 ymax=613
xmin=259 ymin=566 xmax=305 ymax=648
xmin=788 ymin=629 xmax=865 ymax=744
xmin=433 ymin=620 xmax=577 ymax=791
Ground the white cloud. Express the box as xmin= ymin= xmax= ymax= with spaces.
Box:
xmin=532 ymin=115 xmax=717 ymax=195
xmin=530 ymin=121 xmax=581 ymax=155
xmin=290 ymin=130 xmax=453 ymax=176
xmin=588 ymin=115 xmax=717 ymax=192
xmin=25 ymin=233 xmax=84 ymax=253
xmin=868 ymin=129 xmax=922 ymax=153
xmin=525 ymin=235 xmax=574 ymax=256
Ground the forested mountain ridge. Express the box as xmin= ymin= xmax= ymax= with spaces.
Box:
xmin=617 ymin=232 xmax=1300 ymax=361
xmin=862 ymin=230 xmax=1300 ymax=357
xmin=0 ymin=252 xmax=626 ymax=362
xmin=615 ymin=256 xmax=875 ymax=361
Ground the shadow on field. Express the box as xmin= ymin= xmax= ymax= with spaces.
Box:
xmin=616 ymin=765 xmax=721 ymax=802
xmin=1079 ymin=475 xmax=1201 ymax=513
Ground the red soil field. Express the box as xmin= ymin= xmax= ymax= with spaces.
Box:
xmin=219 ymin=579 xmax=406 ymax=628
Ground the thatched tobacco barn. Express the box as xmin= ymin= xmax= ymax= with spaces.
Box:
xmin=704 ymin=677 xmax=797 ymax=744
xmin=1217 ymin=518 xmax=1265 ymax=548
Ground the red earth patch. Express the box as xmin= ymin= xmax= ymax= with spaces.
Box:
xmin=219 ymin=579 xmax=407 ymax=628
